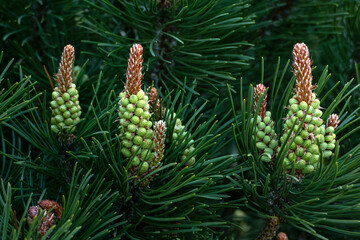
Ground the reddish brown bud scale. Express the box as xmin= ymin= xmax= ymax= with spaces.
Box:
xmin=28 ymin=200 xmax=62 ymax=237
xmin=56 ymin=44 xmax=75 ymax=93
xmin=28 ymin=206 xmax=39 ymax=219
xmin=326 ymin=114 xmax=340 ymax=129
xmin=277 ymin=232 xmax=289 ymax=240
xmin=125 ymin=44 xmax=144 ymax=95
xmin=38 ymin=200 xmax=62 ymax=220
xmin=253 ymin=84 xmax=267 ymax=120
xmin=148 ymin=86 xmax=164 ymax=117
xmin=292 ymin=43 xmax=314 ymax=105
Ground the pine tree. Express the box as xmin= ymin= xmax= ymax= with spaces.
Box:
xmin=1 ymin=1 xmax=360 ymax=239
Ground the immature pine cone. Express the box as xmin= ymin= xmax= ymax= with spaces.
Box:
xmin=279 ymin=43 xmax=325 ymax=175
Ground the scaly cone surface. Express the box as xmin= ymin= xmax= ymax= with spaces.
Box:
xmin=50 ymin=45 xmax=81 ymax=134
xmin=118 ymin=44 xmax=154 ymax=176
xmin=256 ymin=217 xmax=280 ymax=240
xmin=279 ymin=43 xmax=325 ymax=175
xmin=253 ymin=84 xmax=278 ymax=163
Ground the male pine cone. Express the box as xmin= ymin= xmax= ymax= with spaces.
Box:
xmin=279 ymin=43 xmax=336 ymax=174
xmin=50 ymin=45 xmax=81 ymax=134
xmin=118 ymin=44 xmax=154 ymax=175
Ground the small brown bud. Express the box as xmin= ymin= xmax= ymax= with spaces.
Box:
xmin=253 ymin=84 xmax=267 ymax=120
xmin=28 ymin=206 xmax=39 ymax=219
xmin=28 ymin=200 xmax=62 ymax=237
xmin=148 ymin=87 xmax=164 ymax=117
xmin=154 ymin=120 xmax=167 ymax=165
xmin=277 ymin=232 xmax=289 ymax=240
xmin=38 ymin=200 xmax=62 ymax=221
xmin=326 ymin=114 xmax=340 ymax=129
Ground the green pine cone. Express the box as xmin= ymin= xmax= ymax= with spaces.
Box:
xmin=50 ymin=84 xmax=81 ymax=133
xmin=168 ymin=113 xmax=196 ymax=166
xmin=252 ymin=111 xmax=278 ymax=163
xmin=119 ymin=90 xmax=154 ymax=173
xmin=324 ymin=126 xmax=336 ymax=158
xmin=279 ymin=95 xmax=325 ymax=174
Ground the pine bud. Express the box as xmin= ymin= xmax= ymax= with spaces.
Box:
xmin=148 ymin=86 xmax=165 ymax=117
xmin=125 ymin=44 xmax=143 ymax=95
xmin=277 ymin=232 xmax=288 ymax=240
xmin=253 ymin=84 xmax=267 ymax=120
xmin=292 ymin=43 xmax=315 ymax=105
xmin=154 ymin=120 xmax=166 ymax=165
xmin=326 ymin=114 xmax=340 ymax=129
xmin=28 ymin=200 xmax=62 ymax=237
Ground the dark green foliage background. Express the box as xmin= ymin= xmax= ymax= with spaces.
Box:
xmin=0 ymin=0 xmax=360 ymax=239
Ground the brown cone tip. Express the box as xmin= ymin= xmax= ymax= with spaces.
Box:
xmin=277 ymin=232 xmax=289 ymax=240
xmin=292 ymin=43 xmax=314 ymax=105
xmin=125 ymin=44 xmax=144 ymax=95
xmin=56 ymin=44 xmax=74 ymax=93
xmin=253 ymin=84 xmax=267 ymax=120
xmin=148 ymin=86 xmax=164 ymax=117
xmin=326 ymin=114 xmax=340 ymax=129
xmin=154 ymin=120 xmax=166 ymax=165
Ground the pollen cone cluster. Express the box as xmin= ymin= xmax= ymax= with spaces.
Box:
xmin=118 ymin=44 xmax=155 ymax=177
xmin=252 ymin=84 xmax=278 ymax=163
xmin=279 ymin=43 xmax=338 ymax=175
xmin=252 ymin=43 xmax=340 ymax=176
xmin=50 ymin=45 xmax=81 ymax=134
